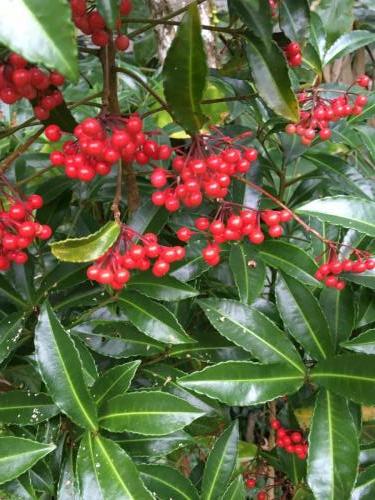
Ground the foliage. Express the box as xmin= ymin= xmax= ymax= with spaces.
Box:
xmin=0 ymin=0 xmax=374 ymax=499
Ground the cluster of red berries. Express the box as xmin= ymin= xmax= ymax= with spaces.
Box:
xmin=71 ymin=0 xmax=131 ymax=51
xmin=243 ymin=476 xmax=267 ymax=500
xmin=285 ymin=84 xmax=368 ymax=145
xmin=283 ymin=42 xmax=302 ymax=67
xmin=315 ymin=254 xmax=374 ymax=290
xmin=0 ymin=192 xmax=52 ymax=271
xmin=47 ymin=114 xmax=171 ymax=182
xmin=150 ymin=138 xmax=258 ymax=212
xmin=87 ymin=226 xmax=185 ymax=290
xmin=271 ymin=419 xmax=308 ymax=460
xmin=176 ymin=207 xmax=292 ymax=266
xmin=0 ymin=53 xmax=64 ymax=120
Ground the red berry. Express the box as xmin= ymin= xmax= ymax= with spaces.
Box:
xmin=270 ymin=419 xmax=281 ymax=430
xmin=27 ymin=194 xmax=44 ymax=209
xmin=50 ymin=71 xmax=65 ymax=86
xmin=291 ymin=432 xmax=302 ymax=443
xmin=152 ymin=260 xmax=170 ymax=277
xmin=257 ymin=492 xmax=267 ymax=500
xmin=9 ymin=203 xmax=26 ymax=221
xmin=81 ymin=117 xmax=102 ymax=137
xmin=249 ymin=230 xmax=265 ymax=245
xmin=195 ymin=217 xmax=210 ymax=231
xmin=245 ymin=478 xmax=256 ymax=489
xmin=151 ymin=169 xmax=168 ymax=188
xmin=177 ymin=227 xmax=193 ymax=242
xmin=45 ymin=124 xmax=62 ymax=142
xmin=268 ymin=225 xmax=283 ymax=238
xmin=120 ymin=0 xmax=132 ymax=15
xmin=115 ymin=34 xmax=130 ymax=51
xmin=356 ymin=74 xmax=370 ymax=88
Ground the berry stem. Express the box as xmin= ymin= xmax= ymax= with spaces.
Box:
xmin=112 ymin=162 xmax=123 ymax=224
xmin=234 ymin=175 xmax=331 ymax=244
xmin=0 ymin=128 xmax=44 ymax=175
xmin=0 ymin=117 xmax=38 ymax=140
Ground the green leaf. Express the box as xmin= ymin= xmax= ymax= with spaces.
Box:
xmin=92 ymin=360 xmax=141 ymax=405
xmin=246 ymin=37 xmax=299 ymax=122
xmin=341 ymin=329 xmax=375 ymax=355
xmin=297 ymin=196 xmax=375 ymax=237
xmin=139 ymin=464 xmax=199 ymax=500
xmin=118 ymin=291 xmax=193 ymax=344
xmin=275 ymin=273 xmax=333 ymax=360
xmin=0 ymin=0 xmax=78 ymax=80
xmin=344 ymin=269 xmax=375 ymax=290
xmin=231 ymin=0 xmax=273 ymax=46
xmin=57 ymin=450 xmax=78 ymax=500
xmin=0 ymin=275 xmax=28 ymax=309
xmin=77 ymin=433 xmax=153 ymax=500
xmin=303 ymin=152 xmax=372 ymax=199
xmin=198 ymin=298 xmax=304 ymax=372
xmin=201 ymin=421 xmax=239 ymax=500
xmin=324 ymin=30 xmax=375 ymax=65
xmin=352 ymin=464 xmax=375 ymax=500
xmin=0 ymin=437 xmax=55 ymax=485
xmin=74 ymin=338 xmax=98 ymax=387
xmin=171 ymin=237 xmax=211 ymax=281
xmin=0 ymin=313 xmax=25 ymax=364
xmin=163 ymin=2 xmax=208 ymax=134
xmin=311 ymin=354 xmax=375 ymax=405
xmin=127 ymin=272 xmax=199 ymax=301
xmin=178 ymin=361 xmax=305 ymax=406
xmin=310 ymin=12 xmax=326 ymax=62
xmin=99 ymin=391 xmax=205 ymax=435
xmin=307 ymin=389 xmax=359 ymax=499
xmin=117 ymin=431 xmax=194 ymax=458
xmin=315 ymin=0 xmax=354 ymax=48
xmin=0 ymin=391 xmax=58 ymax=425
xmin=259 ymin=241 xmax=319 ymax=286
xmin=35 ymin=302 xmax=98 ymax=430
xmin=221 ymin=476 xmax=246 ymax=500
xmin=50 ymin=221 xmax=121 ymax=263
xmin=279 ymin=0 xmax=310 ymax=42
xmin=96 ymin=0 xmax=119 ymax=30
xmin=319 ymin=287 xmax=355 ymax=349
xmin=229 ymin=243 xmax=265 ymax=304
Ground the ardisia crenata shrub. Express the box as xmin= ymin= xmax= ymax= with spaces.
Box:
xmin=0 ymin=0 xmax=374 ymax=499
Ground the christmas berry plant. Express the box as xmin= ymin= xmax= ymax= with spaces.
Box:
xmin=0 ymin=0 xmax=374 ymax=499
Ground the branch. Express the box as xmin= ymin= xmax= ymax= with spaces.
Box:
xmin=234 ymin=176 xmax=331 ymax=244
xmin=112 ymin=161 xmax=123 ymax=224
xmin=0 ymin=128 xmax=44 ymax=175
xmin=127 ymin=0 xmax=208 ymax=39
xmin=126 ymin=17 xmax=241 ymax=35
xmin=0 ymin=117 xmax=38 ymax=140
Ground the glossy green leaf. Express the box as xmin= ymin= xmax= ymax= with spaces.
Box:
xmin=341 ymin=330 xmax=375 ymax=355
xmin=127 ymin=272 xmax=199 ymax=301
xmin=178 ymin=361 xmax=305 ymax=406
xmin=96 ymin=0 xmax=119 ymax=30
xmin=0 ymin=313 xmax=25 ymax=364
xmin=319 ymin=286 xmax=355 ymax=349
xmin=275 ymin=273 xmax=333 ymax=360
xmin=344 ymin=269 xmax=375 ymax=290
xmin=198 ymin=298 xmax=304 ymax=372
xmin=307 ymin=389 xmax=359 ymax=499
xmin=279 ymin=0 xmax=310 ymax=42
xmin=0 ymin=437 xmax=55 ymax=485
xmin=141 ymin=364 xmax=219 ymax=415
xmin=352 ymin=464 xmax=375 ymax=500
xmin=50 ymin=221 xmax=121 ymax=263
xmin=0 ymin=391 xmax=58 ymax=425
xmin=0 ymin=0 xmax=78 ymax=80
xmin=324 ymin=30 xmax=375 ymax=65
xmin=127 ymin=197 xmax=168 ymax=235
xmin=139 ymin=464 xmax=199 ymax=500
xmin=246 ymin=37 xmax=299 ymax=122
xmin=163 ymin=2 xmax=208 ymax=134
xmin=315 ymin=0 xmax=354 ymax=47
xmin=171 ymin=237 xmax=211 ymax=281
xmin=116 ymin=431 xmax=194 ymax=458
xmin=221 ymin=476 xmax=246 ymax=500
xmin=77 ymin=433 xmax=153 ymax=500
xmin=311 ymin=354 xmax=375 ymax=405
xmin=297 ymin=196 xmax=375 ymax=237
xmin=118 ymin=291 xmax=193 ymax=344
xmin=229 ymin=243 xmax=265 ymax=304
xmin=35 ymin=302 xmax=98 ymax=430
xmin=74 ymin=338 xmax=98 ymax=387
xmin=310 ymin=12 xmax=326 ymax=62
xmin=57 ymin=450 xmax=78 ymax=500
xmin=92 ymin=360 xmax=141 ymax=405
xmin=0 ymin=275 xmax=28 ymax=309
xmin=232 ymin=0 xmax=273 ymax=46
xmin=201 ymin=421 xmax=239 ymax=500
xmin=303 ymin=152 xmax=372 ymax=199
xmin=259 ymin=241 xmax=319 ymax=286
xmin=99 ymin=391 xmax=205 ymax=435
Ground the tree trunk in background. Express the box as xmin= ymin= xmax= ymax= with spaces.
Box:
xmin=146 ymin=0 xmax=219 ymax=67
